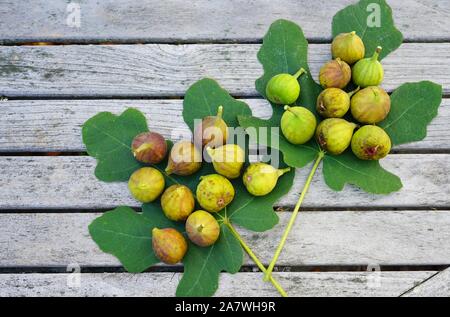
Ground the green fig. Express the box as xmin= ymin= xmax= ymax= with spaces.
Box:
xmin=350 ymin=86 xmax=391 ymax=124
xmin=319 ymin=58 xmax=351 ymax=89
xmin=331 ymin=31 xmax=365 ymax=64
xmin=351 ymin=125 xmax=391 ymax=160
xmin=281 ymin=106 xmax=317 ymax=144
xmin=196 ymin=174 xmax=235 ymax=212
xmin=161 ymin=184 xmax=195 ymax=221
xmin=131 ymin=131 xmax=168 ymax=164
xmin=207 ymin=144 xmax=245 ymax=179
xmin=315 ymin=118 xmax=357 ymax=155
xmin=352 ymin=46 xmax=384 ymax=87
xmin=165 ymin=140 xmax=202 ymax=176
xmin=186 ymin=210 xmax=220 ymax=247
xmin=266 ymin=68 xmax=306 ymax=105
xmin=316 ymin=87 xmax=360 ymax=118
xmin=242 ymin=163 xmax=290 ymax=196
xmin=128 ymin=167 xmax=165 ymax=203
xmin=152 ymin=228 xmax=187 ymax=264
xmin=193 ymin=105 xmax=228 ymax=149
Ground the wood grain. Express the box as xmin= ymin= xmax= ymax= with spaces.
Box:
xmin=0 ymin=43 xmax=448 ymax=97
xmin=1 ymin=211 xmax=449 ymax=267
xmin=0 ymin=271 xmax=435 ymax=297
xmin=0 ymin=155 xmax=448 ymax=209
xmin=402 ymin=268 xmax=450 ymax=297
xmin=0 ymin=99 xmax=448 ymax=152
xmin=0 ymin=0 xmax=449 ymax=43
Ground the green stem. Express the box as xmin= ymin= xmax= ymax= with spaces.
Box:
xmin=372 ymin=46 xmax=382 ymax=61
xmin=293 ymin=67 xmax=306 ymax=80
xmin=225 ymin=221 xmax=288 ymax=297
xmin=264 ymin=151 xmax=325 ymax=281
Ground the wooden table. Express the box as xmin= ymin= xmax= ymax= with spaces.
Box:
xmin=0 ymin=0 xmax=449 ymax=297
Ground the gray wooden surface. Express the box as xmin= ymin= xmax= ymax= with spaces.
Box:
xmin=0 ymin=0 xmax=449 ymax=297
xmin=0 ymin=99 xmax=448 ymax=152
xmin=0 ymin=0 xmax=449 ymax=43
xmin=1 ymin=211 xmax=449 ymax=267
xmin=0 ymin=43 xmax=449 ymax=98
xmin=0 ymin=272 xmax=435 ymax=297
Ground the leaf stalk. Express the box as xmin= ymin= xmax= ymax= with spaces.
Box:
xmin=225 ymin=222 xmax=288 ymax=297
xmin=264 ymin=150 xmax=325 ymax=281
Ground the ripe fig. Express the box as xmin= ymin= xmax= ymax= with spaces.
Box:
xmin=331 ymin=31 xmax=365 ymax=64
xmin=165 ymin=140 xmax=202 ymax=176
xmin=316 ymin=87 xmax=360 ymax=118
xmin=351 ymin=125 xmax=391 ymax=160
xmin=161 ymin=184 xmax=195 ymax=221
xmin=196 ymin=174 xmax=235 ymax=212
xmin=315 ymin=118 xmax=357 ymax=155
xmin=193 ymin=105 xmax=228 ymax=149
xmin=352 ymin=46 xmax=384 ymax=87
xmin=131 ymin=131 xmax=167 ymax=164
xmin=266 ymin=68 xmax=306 ymax=105
xmin=281 ymin=106 xmax=317 ymax=144
xmin=186 ymin=210 xmax=220 ymax=247
xmin=319 ymin=58 xmax=351 ymax=89
xmin=350 ymin=86 xmax=391 ymax=124
xmin=243 ymin=163 xmax=290 ymax=196
xmin=128 ymin=167 xmax=165 ymax=203
xmin=206 ymin=144 xmax=245 ymax=179
xmin=152 ymin=228 xmax=187 ymax=264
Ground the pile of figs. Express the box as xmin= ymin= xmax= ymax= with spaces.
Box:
xmin=128 ymin=106 xmax=290 ymax=264
xmin=266 ymin=31 xmax=392 ymax=159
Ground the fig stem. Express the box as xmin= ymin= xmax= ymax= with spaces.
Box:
xmin=264 ymin=150 xmax=325 ymax=282
xmin=277 ymin=167 xmax=291 ymax=177
xmin=225 ymin=221 xmax=288 ymax=297
xmin=372 ymin=46 xmax=382 ymax=61
xmin=293 ymin=67 xmax=306 ymax=80
xmin=347 ymin=86 xmax=361 ymax=98
xmin=216 ymin=105 xmax=224 ymax=119
xmin=350 ymin=30 xmax=356 ymax=36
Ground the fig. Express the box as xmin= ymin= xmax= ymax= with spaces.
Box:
xmin=351 ymin=125 xmax=391 ymax=160
xmin=193 ymin=105 xmax=228 ymax=149
xmin=266 ymin=68 xmax=306 ymax=105
xmin=316 ymin=87 xmax=360 ymax=118
xmin=352 ymin=46 xmax=384 ymax=87
xmin=206 ymin=144 xmax=245 ymax=179
xmin=161 ymin=184 xmax=195 ymax=221
xmin=186 ymin=210 xmax=220 ymax=247
xmin=128 ymin=167 xmax=165 ymax=203
xmin=315 ymin=118 xmax=357 ymax=155
xmin=131 ymin=131 xmax=167 ymax=164
xmin=152 ymin=228 xmax=187 ymax=264
xmin=165 ymin=140 xmax=202 ymax=176
xmin=319 ymin=58 xmax=351 ymax=89
xmin=243 ymin=163 xmax=290 ymax=196
xmin=350 ymin=86 xmax=391 ymax=124
xmin=331 ymin=31 xmax=365 ymax=65
xmin=281 ymin=106 xmax=317 ymax=144
xmin=196 ymin=174 xmax=235 ymax=212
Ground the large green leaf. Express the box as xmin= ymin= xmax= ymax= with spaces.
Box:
xmin=82 ymin=108 xmax=148 ymax=182
xmin=238 ymin=19 xmax=322 ymax=169
xmin=88 ymin=206 xmax=159 ymax=273
xmin=380 ymin=81 xmax=443 ymax=146
xmin=176 ymin=226 xmax=242 ymax=297
xmin=323 ymin=151 xmax=402 ymax=194
xmin=183 ymin=78 xmax=252 ymax=131
xmin=332 ymin=0 xmax=403 ymax=60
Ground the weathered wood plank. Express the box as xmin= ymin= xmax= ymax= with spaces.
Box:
xmin=1 ymin=211 xmax=449 ymax=267
xmin=0 ymin=0 xmax=448 ymax=43
xmin=0 ymin=43 xmax=448 ymax=97
xmin=0 ymin=155 xmax=448 ymax=209
xmin=402 ymin=268 xmax=450 ymax=297
xmin=0 ymin=99 xmax=448 ymax=152
xmin=0 ymin=271 xmax=435 ymax=297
